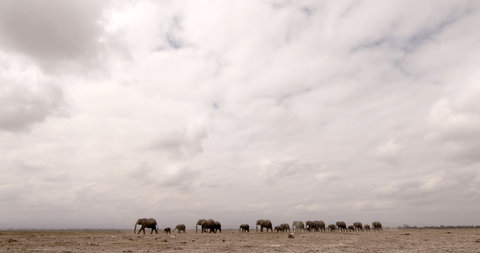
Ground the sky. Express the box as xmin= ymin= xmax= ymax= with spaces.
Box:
xmin=1 ymin=0 xmax=479 ymax=230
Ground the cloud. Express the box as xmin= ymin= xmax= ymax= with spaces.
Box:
xmin=0 ymin=84 xmax=65 ymax=132
xmin=315 ymin=171 xmax=342 ymax=184
xmin=374 ymin=139 xmax=404 ymax=163
xmin=1 ymin=0 xmax=480 ymax=229
xmin=0 ymin=0 xmax=109 ymax=73
xmin=428 ymin=99 xmax=480 ymax=140
xmin=261 ymin=158 xmax=316 ymax=182
xmin=158 ymin=166 xmax=200 ymax=190
xmin=427 ymin=99 xmax=480 ymax=163
xmin=0 ymin=55 xmax=66 ymax=132
xmin=149 ymin=125 xmax=208 ymax=160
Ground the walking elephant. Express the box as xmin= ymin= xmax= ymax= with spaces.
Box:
xmin=196 ymin=219 xmax=216 ymax=233
xmin=306 ymin=220 xmax=325 ymax=232
xmin=164 ymin=227 xmax=171 ymax=234
xmin=134 ymin=218 xmax=158 ymax=234
xmin=280 ymin=223 xmax=290 ymax=232
xmin=372 ymin=221 xmax=383 ymax=231
xmin=353 ymin=222 xmax=363 ymax=231
xmin=306 ymin=221 xmax=316 ymax=232
xmin=336 ymin=221 xmax=347 ymax=232
xmin=239 ymin=224 xmax=250 ymax=232
xmin=256 ymin=219 xmax=273 ymax=232
xmin=292 ymin=221 xmax=305 ymax=232
xmin=315 ymin=220 xmax=326 ymax=231
xmin=364 ymin=224 xmax=371 ymax=231
xmin=348 ymin=225 xmax=355 ymax=231
xmin=327 ymin=224 xmax=336 ymax=231
xmin=213 ymin=221 xmax=222 ymax=233
xmin=274 ymin=225 xmax=284 ymax=232
xmin=196 ymin=219 xmax=206 ymax=233
xmin=173 ymin=224 xmax=186 ymax=233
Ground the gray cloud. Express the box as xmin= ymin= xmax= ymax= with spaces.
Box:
xmin=0 ymin=0 xmax=109 ymax=72
xmin=1 ymin=0 xmax=479 ymax=229
xmin=149 ymin=125 xmax=207 ymax=160
xmin=0 ymin=82 xmax=66 ymax=132
xmin=158 ymin=166 xmax=200 ymax=190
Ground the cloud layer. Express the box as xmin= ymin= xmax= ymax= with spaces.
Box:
xmin=1 ymin=0 xmax=479 ymax=229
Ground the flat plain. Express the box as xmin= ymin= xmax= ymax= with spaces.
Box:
xmin=1 ymin=228 xmax=480 ymax=252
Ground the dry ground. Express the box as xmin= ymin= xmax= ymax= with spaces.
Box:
xmin=1 ymin=228 xmax=480 ymax=252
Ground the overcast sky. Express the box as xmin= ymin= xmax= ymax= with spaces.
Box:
xmin=1 ymin=0 xmax=479 ymax=229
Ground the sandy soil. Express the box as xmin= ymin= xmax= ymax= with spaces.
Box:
xmin=1 ymin=228 xmax=479 ymax=252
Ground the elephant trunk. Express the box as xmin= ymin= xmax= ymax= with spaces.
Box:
xmin=134 ymin=223 xmax=137 ymax=234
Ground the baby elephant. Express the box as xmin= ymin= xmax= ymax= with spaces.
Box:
xmin=164 ymin=227 xmax=171 ymax=234
xmin=274 ymin=225 xmax=284 ymax=232
xmin=328 ymin=224 xmax=336 ymax=232
xmin=239 ymin=224 xmax=250 ymax=232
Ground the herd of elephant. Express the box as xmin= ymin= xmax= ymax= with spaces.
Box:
xmin=134 ymin=218 xmax=222 ymax=234
xmin=134 ymin=218 xmax=383 ymax=234
xmin=256 ymin=220 xmax=383 ymax=233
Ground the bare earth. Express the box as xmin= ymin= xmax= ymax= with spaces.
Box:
xmin=1 ymin=229 xmax=480 ymax=252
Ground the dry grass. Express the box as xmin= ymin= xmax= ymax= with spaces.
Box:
xmin=1 ymin=228 xmax=479 ymax=252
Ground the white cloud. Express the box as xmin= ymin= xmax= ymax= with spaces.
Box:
xmin=428 ymin=99 xmax=480 ymax=139
xmin=0 ymin=54 xmax=66 ymax=132
xmin=374 ymin=139 xmax=404 ymax=163
xmin=427 ymin=99 xmax=480 ymax=163
xmin=1 ymin=0 xmax=480 ymax=229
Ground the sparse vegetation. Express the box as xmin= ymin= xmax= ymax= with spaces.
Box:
xmin=1 ymin=228 xmax=479 ymax=252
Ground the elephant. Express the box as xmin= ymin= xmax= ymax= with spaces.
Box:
xmin=327 ymin=224 xmax=336 ymax=231
xmin=372 ymin=221 xmax=383 ymax=231
xmin=173 ymin=224 xmax=186 ymax=233
xmin=274 ymin=225 xmax=284 ymax=232
xmin=305 ymin=221 xmax=316 ymax=232
xmin=306 ymin=220 xmax=325 ymax=232
xmin=239 ymin=224 xmax=250 ymax=232
xmin=205 ymin=219 xmax=218 ymax=233
xmin=196 ymin=219 xmax=216 ymax=233
xmin=348 ymin=225 xmax=355 ymax=231
xmin=353 ymin=222 xmax=363 ymax=231
xmin=164 ymin=227 xmax=171 ymax=234
xmin=212 ymin=221 xmax=222 ymax=233
xmin=134 ymin=218 xmax=158 ymax=234
xmin=336 ymin=221 xmax=347 ymax=232
xmin=292 ymin=221 xmax=305 ymax=232
xmin=364 ymin=224 xmax=371 ymax=231
xmin=315 ymin=220 xmax=326 ymax=231
xmin=256 ymin=219 xmax=273 ymax=232
xmin=280 ymin=223 xmax=290 ymax=232
xmin=196 ymin=219 xmax=207 ymax=233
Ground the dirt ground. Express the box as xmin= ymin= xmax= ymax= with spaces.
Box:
xmin=1 ymin=228 xmax=479 ymax=252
